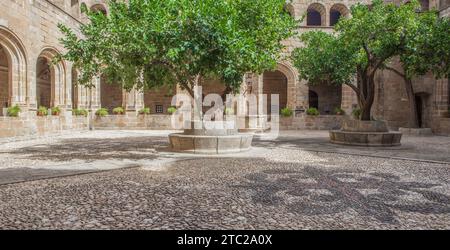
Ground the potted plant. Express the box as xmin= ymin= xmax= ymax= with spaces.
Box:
xmin=51 ymin=107 xmax=61 ymax=116
xmin=306 ymin=107 xmax=320 ymax=116
xmin=95 ymin=108 xmax=109 ymax=117
xmin=352 ymin=108 xmax=361 ymax=120
xmin=167 ymin=106 xmax=177 ymax=115
xmin=37 ymin=106 xmax=48 ymax=116
xmin=73 ymin=108 xmax=88 ymax=117
xmin=334 ymin=107 xmax=345 ymax=116
xmin=7 ymin=105 xmax=21 ymax=117
xmin=281 ymin=107 xmax=293 ymax=118
xmin=112 ymin=107 xmax=125 ymax=115
xmin=138 ymin=107 xmax=150 ymax=115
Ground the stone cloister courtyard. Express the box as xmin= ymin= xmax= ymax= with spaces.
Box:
xmin=0 ymin=130 xmax=448 ymax=230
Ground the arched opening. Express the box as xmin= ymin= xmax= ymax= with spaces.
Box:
xmin=0 ymin=45 xmax=10 ymax=116
xmin=144 ymin=86 xmax=175 ymax=114
xmin=309 ymin=90 xmax=319 ymax=110
xmin=263 ymin=70 xmax=288 ymax=115
xmin=90 ymin=4 xmax=107 ymax=15
xmin=309 ymin=84 xmax=342 ymax=115
xmin=0 ymin=27 xmax=27 ymax=111
xmin=330 ymin=4 xmax=349 ymax=26
xmin=307 ymin=3 xmax=326 ymax=26
xmin=36 ymin=48 xmax=66 ymax=110
xmin=100 ymin=76 xmax=123 ymax=112
xmin=284 ymin=3 xmax=295 ymax=18
xmin=71 ymin=67 xmax=78 ymax=109
xmin=36 ymin=57 xmax=52 ymax=108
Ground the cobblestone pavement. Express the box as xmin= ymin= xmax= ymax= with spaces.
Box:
xmin=0 ymin=130 xmax=449 ymax=229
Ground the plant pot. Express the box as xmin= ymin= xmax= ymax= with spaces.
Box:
xmin=52 ymin=112 xmax=60 ymax=116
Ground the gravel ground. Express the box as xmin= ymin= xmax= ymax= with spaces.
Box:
xmin=0 ymin=130 xmax=448 ymax=229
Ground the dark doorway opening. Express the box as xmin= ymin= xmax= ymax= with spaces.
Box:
xmin=309 ymin=90 xmax=319 ymax=110
xmin=415 ymin=95 xmax=423 ymax=128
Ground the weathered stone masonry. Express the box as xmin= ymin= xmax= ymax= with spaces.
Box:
xmin=0 ymin=0 xmax=448 ymax=138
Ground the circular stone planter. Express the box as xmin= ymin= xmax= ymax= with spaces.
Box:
xmin=330 ymin=119 xmax=402 ymax=147
xmin=169 ymin=121 xmax=253 ymax=154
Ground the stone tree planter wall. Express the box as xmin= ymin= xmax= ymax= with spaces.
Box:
xmin=169 ymin=120 xmax=254 ymax=154
xmin=330 ymin=119 xmax=402 ymax=147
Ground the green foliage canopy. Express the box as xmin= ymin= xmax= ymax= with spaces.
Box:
xmin=58 ymin=0 xmax=297 ymax=97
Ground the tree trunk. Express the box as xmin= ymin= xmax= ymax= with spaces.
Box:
xmin=360 ymin=74 xmax=375 ymax=121
xmin=404 ymin=78 xmax=420 ymax=128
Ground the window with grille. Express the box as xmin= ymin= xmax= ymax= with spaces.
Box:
xmin=156 ymin=105 xmax=163 ymax=114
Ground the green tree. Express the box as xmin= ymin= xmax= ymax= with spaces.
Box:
xmin=293 ymin=0 xmax=440 ymax=121
xmin=384 ymin=13 xmax=450 ymax=128
xmin=58 ymin=0 xmax=297 ymax=99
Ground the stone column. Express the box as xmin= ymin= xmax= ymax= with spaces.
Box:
xmin=124 ymin=88 xmax=144 ymax=114
xmin=89 ymin=76 xmax=101 ymax=110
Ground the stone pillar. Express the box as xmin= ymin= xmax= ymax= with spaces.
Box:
xmin=124 ymin=88 xmax=144 ymax=113
xmin=89 ymin=76 xmax=101 ymax=110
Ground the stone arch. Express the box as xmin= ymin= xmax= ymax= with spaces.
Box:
xmin=284 ymin=3 xmax=295 ymax=18
xmin=0 ymin=26 xmax=27 ymax=111
xmin=262 ymin=63 xmax=297 ymax=115
xmin=90 ymin=3 xmax=108 ymax=15
xmin=36 ymin=48 xmax=66 ymax=109
xmin=306 ymin=3 xmax=326 ymax=26
xmin=330 ymin=3 xmax=350 ymax=26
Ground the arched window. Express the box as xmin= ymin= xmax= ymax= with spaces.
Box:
xmin=329 ymin=4 xmax=350 ymax=26
xmin=284 ymin=3 xmax=295 ymax=18
xmin=90 ymin=4 xmax=107 ymax=15
xmin=306 ymin=3 xmax=326 ymax=26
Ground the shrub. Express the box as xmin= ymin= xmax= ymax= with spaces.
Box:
xmin=352 ymin=108 xmax=361 ymax=120
xmin=51 ymin=107 xmax=61 ymax=116
xmin=167 ymin=106 xmax=177 ymax=114
xmin=138 ymin=107 xmax=151 ymax=115
xmin=95 ymin=108 xmax=109 ymax=117
xmin=224 ymin=107 xmax=235 ymax=115
xmin=281 ymin=107 xmax=293 ymax=117
xmin=37 ymin=106 xmax=48 ymax=116
xmin=306 ymin=107 xmax=319 ymax=116
xmin=7 ymin=105 xmax=21 ymax=117
xmin=334 ymin=107 xmax=345 ymax=115
xmin=112 ymin=107 xmax=125 ymax=115
xmin=73 ymin=108 xmax=88 ymax=117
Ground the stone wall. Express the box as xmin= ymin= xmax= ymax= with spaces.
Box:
xmin=280 ymin=115 xmax=344 ymax=130
xmin=0 ymin=114 xmax=88 ymax=139
xmin=92 ymin=114 xmax=173 ymax=130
